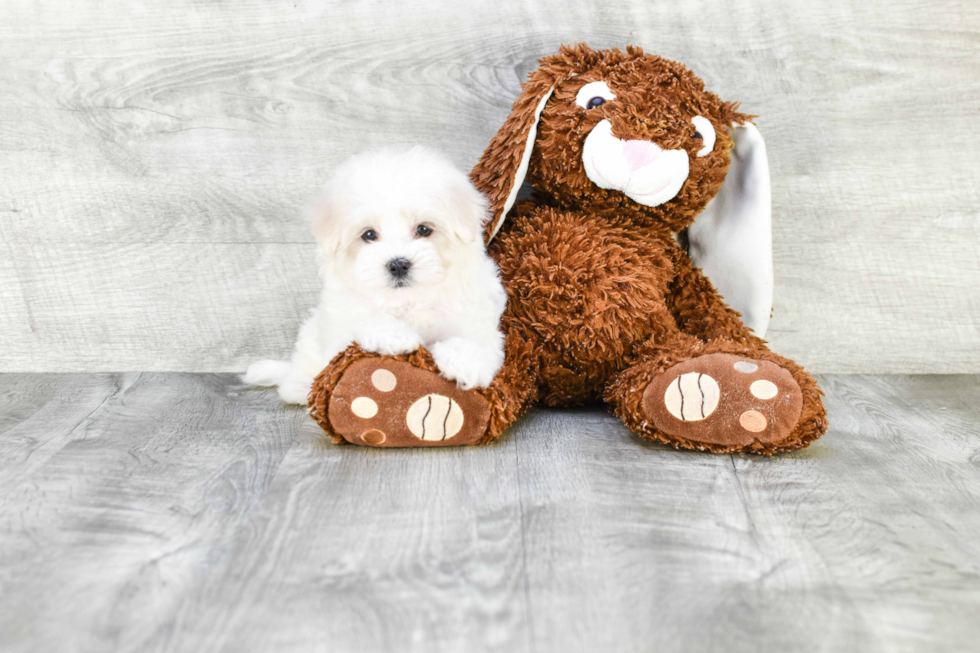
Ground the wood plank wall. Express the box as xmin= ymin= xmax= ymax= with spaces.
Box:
xmin=0 ymin=1 xmax=977 ymax=372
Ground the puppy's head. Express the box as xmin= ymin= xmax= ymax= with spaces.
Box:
xmin=311 ymin=146 xmax=488 ymax=295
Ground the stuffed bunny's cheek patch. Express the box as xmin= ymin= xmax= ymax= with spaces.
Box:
xmin=582 ymin=119 xmax=689 ymax=207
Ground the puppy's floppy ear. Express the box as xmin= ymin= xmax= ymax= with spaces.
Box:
xmin=307 ymin=187 xmax=343 ymax=257
xmin=686 ymin=122 xmax=773 ymax=337
xmin=444 ymin=174 xmax=489 ymax=244
xmin=471 ymin=45 xmax=591 ymax=244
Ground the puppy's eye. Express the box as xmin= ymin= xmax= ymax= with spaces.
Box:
xmin=576 ymin=81 xmax=616 ymax=110
xmin=415 ymin=224 xmax=433 ymax=238
xmin=691 ymin=116 xmax=716 ymax=157
xmin=361 ymin=229 xmax=378 ymax=242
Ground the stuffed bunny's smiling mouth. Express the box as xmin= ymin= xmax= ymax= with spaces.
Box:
xmin=582 ymin=120 xmax=689 ymax=207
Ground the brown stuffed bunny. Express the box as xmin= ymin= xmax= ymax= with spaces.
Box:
xmin=310 ymin=44 xmax=827 ymax=454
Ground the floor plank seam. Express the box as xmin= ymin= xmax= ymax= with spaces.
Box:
xmin=59 ymin=373 xmax=139 ymax=444
xmin=728 ymin=453 xmax=761 ymax=545
xmin=514 ymin=439 xmax=537 ymax=653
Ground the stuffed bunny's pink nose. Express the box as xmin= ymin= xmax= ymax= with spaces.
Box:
xmin=623 ymin=140 xmax=662 ymax=171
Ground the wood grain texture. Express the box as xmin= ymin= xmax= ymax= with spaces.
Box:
xmin=0 ymin=373 xmax=303 ymax=652
xmin=0 ymin=372 xmax=978 ymax=652
xmin=0 ymin=0 xmax=978 ymax=372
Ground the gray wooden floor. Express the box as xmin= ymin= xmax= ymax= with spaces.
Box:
xmin=1 ymin=373 xmax=978 ymax=653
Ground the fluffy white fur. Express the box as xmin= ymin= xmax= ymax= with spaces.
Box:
xmin=244 ymin=146 xmax=507 ymax=405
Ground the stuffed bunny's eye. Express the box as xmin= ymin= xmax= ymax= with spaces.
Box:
xmin=691 ymin=116 xmax=716 ymax=157
xmin=576 ymin=81 xmax=616 ymax=110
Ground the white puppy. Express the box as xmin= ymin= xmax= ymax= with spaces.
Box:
xmin=244 ymin=146 xmax=507 ymax=405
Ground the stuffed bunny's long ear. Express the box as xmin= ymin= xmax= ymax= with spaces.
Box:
xmin=471 ymin=72 xmax=564 ymax=243
xmin=686 ymin=123 xmax=773 ymax=337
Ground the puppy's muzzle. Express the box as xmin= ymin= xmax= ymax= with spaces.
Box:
xmin=386 ymin=257 xmax=412 ymax=286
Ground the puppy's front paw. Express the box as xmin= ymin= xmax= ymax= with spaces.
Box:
xmin=354 ymin=321 xmax=423 ymax=356
xmin=431 ymin=338 xmax=504 ymax=390
xmin=278 ymin=375 xmax=314 ymax=405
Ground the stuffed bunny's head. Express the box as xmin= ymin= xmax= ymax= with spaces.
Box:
xmin=472 ymin=43 xmax=775 ymax=336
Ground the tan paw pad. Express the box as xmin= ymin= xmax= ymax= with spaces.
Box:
xmin=360 ymin=429 xmax=387 ymax=445
xmin=739 ymin=410 xmax=767 ymax=432
xmin=371 ymin=368 xmax=397 ymax=392
xmin=351 ymin=396 xmax=378 ymax=418
xmin=664 ymin=373 xmax=719 ymax=421
xmin=750 ymin=379 xmax=778 ymax=400
xmin=406 ymin=394 xmax=464 ymax=441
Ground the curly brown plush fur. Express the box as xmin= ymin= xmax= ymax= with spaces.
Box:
xmin=310 ymin=43 xmax=827 ymax=454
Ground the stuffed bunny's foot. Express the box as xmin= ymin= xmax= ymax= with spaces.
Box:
xmin=327 ymin=358 xmax=491 ymax=448
xmin=642 ymin=353 xmax=804 ymax=451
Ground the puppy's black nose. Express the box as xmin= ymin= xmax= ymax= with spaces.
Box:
xmin=386 ymin=257 xmax=412 ymax=280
